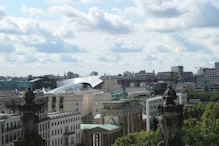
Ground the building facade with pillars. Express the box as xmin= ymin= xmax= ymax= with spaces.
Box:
xmin=101 ymin=99 xmax=143 ymax=135
xmin=81 ymin=99 xmax=144 ymax=146
xmin=81 ymin=124 xmax=121 ymax=146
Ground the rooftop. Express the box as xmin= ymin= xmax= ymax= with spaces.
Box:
xmin=47 ymin=111 xmax=80 ymax=119
xmin=81 ymin=124 xmax=120 ymax=131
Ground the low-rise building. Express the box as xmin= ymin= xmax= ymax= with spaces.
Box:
xmin=157 ymin=72 xmax=178 ymax=82
xmin=135 ymin=70 xmax=156 ymax=81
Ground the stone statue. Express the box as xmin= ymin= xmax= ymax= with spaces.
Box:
xmin=14 ymin=88 xmax=46 ymax=146
xmin=110 ymin=87 xmax=128 ymax=100
xmin=24 ymin=87 xmax=35 ymax=104
xmin=157 ymin=85 xmax=185 ymax=146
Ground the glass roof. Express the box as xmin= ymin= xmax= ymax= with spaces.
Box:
xmin=47 ymin=83 xmax=86 ymax=94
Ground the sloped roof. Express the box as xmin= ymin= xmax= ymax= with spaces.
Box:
xmin=57 ymin=76 xmax=103 ymax=88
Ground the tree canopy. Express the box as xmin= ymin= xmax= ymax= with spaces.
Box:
xmin=187 ymin=92 xmax=219 ymax=102
xmin=113 ymin=102 xmax=219 ymax=146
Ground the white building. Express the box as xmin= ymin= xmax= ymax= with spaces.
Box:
xmin=0 ymin=114 xmax=22 ymax=146
xmin=197 ymin=68 xmax=219 ymax=87
xmin=123 ymin=71 xmax=134 ymax=78
xmin=48 ymin=111 xmax=81 ymax=146
xmin=146 ymin=93 xmax=187 ymax=130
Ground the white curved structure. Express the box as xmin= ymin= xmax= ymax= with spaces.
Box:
xmin=57 ymin=76 xmax=103 ymax=88
xmin=46 ymin=76 xmax=103 ymax=94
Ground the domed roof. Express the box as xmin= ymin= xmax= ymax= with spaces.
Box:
xmin=163 ymin=85 xmax=177 ymax=97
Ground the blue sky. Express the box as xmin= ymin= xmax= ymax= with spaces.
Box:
xmin=1 ymin=0 xmax=219 ymax=76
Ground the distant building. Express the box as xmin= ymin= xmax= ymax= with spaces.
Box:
xmin=182 ymin=72 xmax=193 ymax=82
xmin=197 ymin=68 xmax=204 ymax=75
xmin=176 ymin=82 xmax=196 ymax=92
xmin=0 ymin=76 xmax=6 ymax=81
xmin=215 ymin=62 xmax=219 ymax=69
xmin=171 ymin=66 xmax=183 ymax=77
xmin=123 ymin=71 xmax=134 ymax=78
xmin=157 ymin=72 xmax=178 ymax=82
xmin=196 ymin=68 xmax=219 ymax=87
xmin=135 ymin=70 xmax=155 ymax=81
xmin=67 ymin=72 xmax=79 ymax=79
xmin=0 ymin=81 xmax=31 ymax=91
xmin=90 ymin=71 xmax=98 ymax=76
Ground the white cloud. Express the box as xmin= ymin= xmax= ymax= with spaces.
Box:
xmin=53 ymin=25 xmax=76 ymax=38
xmin=45 ymin=0 xmax=107 ymax=4
xmin=0 ymin=5 xmax=6 ymax=19
xmin=48 ymin=5 xmax=134 ymax=34
xmin=104 ymin=37 xmax=143 ymax=52
xmin=94 ymin=52 xmax=122 ymax=62
xmin=21 ymin=5 xmax=46 ymax=16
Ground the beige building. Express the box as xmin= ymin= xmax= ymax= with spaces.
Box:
xmin=157 ymin=72 xmax=178 ymax=80
xmin=135 ymin=70 xmax=156 ymax=81
xmin=176 ymin=82 xmax=196 ymax=92
xmin=46 ymin=92 xmax=92 ymax=117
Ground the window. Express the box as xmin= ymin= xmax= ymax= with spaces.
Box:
xmin=52 ymin=97 xmax=56 ymax=103
xmin=2 ymin=136 xmax=4 ymax=145
xmin=60 ymin=97 xmax=64 ymax=103
xmin=65 ymin=137 xmax=68 ymax=145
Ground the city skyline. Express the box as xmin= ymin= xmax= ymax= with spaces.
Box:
xmin=1 ymin=0 xmax=219 ymax=76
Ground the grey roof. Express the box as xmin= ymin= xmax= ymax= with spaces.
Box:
xmin=29 ymin=78 xmax=42 ymax=82
xmin=81 ymin=124 xmax=120 ymax=131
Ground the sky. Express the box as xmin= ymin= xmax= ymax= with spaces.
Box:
xmin=1 ymin=0 xmax=219 ymax=77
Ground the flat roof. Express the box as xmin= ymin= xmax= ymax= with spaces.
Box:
xmin=47 ymin=111 xmax=80 ymax=119
xmin=29 ymin=78 xmax=42 ymax=82
xmin=94 ymin=114 xmax=148 ymax=121
xmin=81 ymin=124 xmax=120 ymax=131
